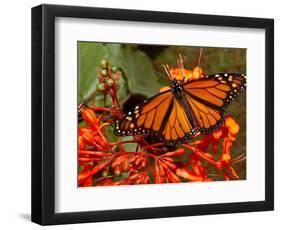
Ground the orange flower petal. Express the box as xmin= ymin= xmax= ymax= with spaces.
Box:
xmin=176 ymin=168 xmax=204 ymax=182
xmin=82 ymin=108 xmax=99 ymax=127
xmin=170 ymin=68 xmax=193 ymax=81
xmin=192 ymin=66 xmax=204 ymax=79
xmin=225 ymin=116 xmax=240 ymax=135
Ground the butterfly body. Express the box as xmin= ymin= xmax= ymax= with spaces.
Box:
xmin=171 ymin=80 xmax=183 ymax=94
xmin=114 ymin=72 xmax=246 ymax=145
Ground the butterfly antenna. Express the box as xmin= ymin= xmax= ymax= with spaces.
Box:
xmin=197 ymin=48 xmax=203 ymax=67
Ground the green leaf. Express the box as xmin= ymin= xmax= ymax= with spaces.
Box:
xmin=78 ymin=42 xmax=124 ymax=103
xmin=78 ymin=120 xmax=87 ymax=128
xmin=78 ymin=42 xmax=106 ymax=102
xmin=120 ymin=46 xmax=164 ymax=97
xmin=119 ymin=136 xmax=138 ymax=152
xmin=106 ymin=125 xmax=119 ymax=143
xmin=78 ymin=165 xmax=84 ymax=173
xmin=113 ymin=171 xmax=130 ymax=182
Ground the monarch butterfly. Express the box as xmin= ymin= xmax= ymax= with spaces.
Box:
xmin=114 ymin=56 xmax=246 ymax=145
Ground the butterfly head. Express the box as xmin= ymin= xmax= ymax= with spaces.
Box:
xmin=171 ymin=79 xmax=183 ymax=94
xmin=171 ymin=80 xmax=180 ymax=87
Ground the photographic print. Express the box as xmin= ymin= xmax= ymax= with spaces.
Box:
xmin=77 ymin=43 xmax=246 ymax=187
xmin=32 ymin=5 xmax=274 ymax=224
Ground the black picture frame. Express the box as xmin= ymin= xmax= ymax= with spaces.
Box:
xmin=31 ymin=4 xmax=274 ymax=225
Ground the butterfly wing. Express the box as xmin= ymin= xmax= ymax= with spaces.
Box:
xmin=160 ymin=97 xmax=197 ymax=144
xmin=183 ymin=73 xmax=246 ymax=134
xmin=115 ymin=73 xmax=246 ymax=144
xmin=114 ymin=89 xmax=196 ymax=144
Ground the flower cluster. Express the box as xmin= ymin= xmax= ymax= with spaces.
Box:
xmin=78 ymin=60 xmax=245 ymax=187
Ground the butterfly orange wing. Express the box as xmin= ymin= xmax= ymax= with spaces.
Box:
xmin=183 ymin=73 xmax=246 ymax=134
xmin=114 ymin=90 xmax=196 ymax=144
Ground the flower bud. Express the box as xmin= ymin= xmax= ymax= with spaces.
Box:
xmin=107 ymin=79 xmax=114 ymax=87
xmin=122 ymin=160 xmax=130 ymax=172
xmin=101 ymin=69 xmax=107 ymax=76
xmin=111 ymin=66 xmax=117 ymax=73
xmin=176 ymin=168 xmax=203 ymax=182
xmin=100 ymin=59 xmax=107 ymax=68
xmin=114 ymin=168 xmax=121 ymax=176
xmin=102 ymin=170 xmax=109 ymax=177
xmin=96 ymin=83 xmax=105 ymax=92
xmin=82 ymin=108 xmax=98 ymax=127
xmin=78 ymin=136 xmax=85 ymax=149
